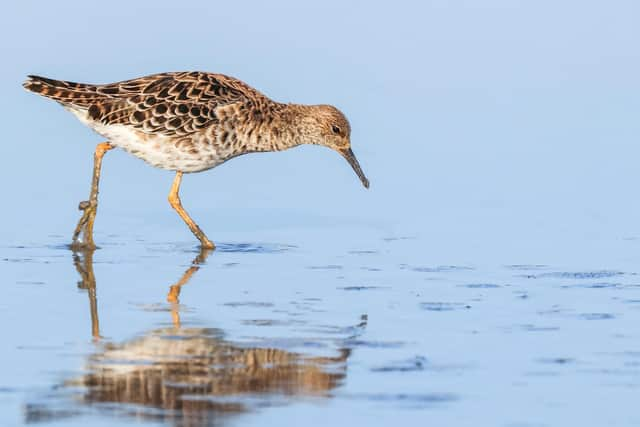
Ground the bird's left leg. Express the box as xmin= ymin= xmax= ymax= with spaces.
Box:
xmin=71 ymin=142 xmax=114 ymax=250
xmin=168 ymin=171 xmax=215 ymax=249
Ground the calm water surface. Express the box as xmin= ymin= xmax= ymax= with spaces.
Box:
xmin=2 ymin=224 xmax=640 ymax=427
xmin=2 ymin=1 xmax=640 ymax=425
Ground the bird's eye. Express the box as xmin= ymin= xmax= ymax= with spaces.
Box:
xmin=331 ymin=125 xmax=341 ymax=134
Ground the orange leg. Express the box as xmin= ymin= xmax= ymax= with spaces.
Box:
xmin=168 ymin=171 xmax=215 ymax=249
xmin=71 ymin=142 xmax=114 ymax=250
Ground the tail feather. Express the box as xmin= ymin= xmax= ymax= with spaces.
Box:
xmin=23 ymin=75 xmax=102 ymax=108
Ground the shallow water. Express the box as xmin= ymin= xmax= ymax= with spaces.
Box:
xmin=2 ymin=226 xmax=640 ymax=427
xmin=3 ymin=1 xmax=640 ymax=425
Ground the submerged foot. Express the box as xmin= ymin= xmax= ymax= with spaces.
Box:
xmin=200 ymin=239 xmax=216 ymax=250
xmin=70 ymin=200 xmax=98 ymax=250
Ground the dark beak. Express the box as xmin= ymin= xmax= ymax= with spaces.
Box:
xmin=340 ymin=148 xmax=370 ymax=189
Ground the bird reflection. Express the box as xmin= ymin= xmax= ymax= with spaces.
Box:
xmin=165 ymin=247 xmax=212 ymax=328
xmin=72 ymin=246 xmax=214 ymax=336
xmin=28 ymin=247 xmax=364 ymax=426
xmin=73 ymin=249 xmax=102 ymax=339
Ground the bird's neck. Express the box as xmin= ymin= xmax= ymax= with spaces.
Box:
xmin=241 ymin=103 xmax=313 ymax=152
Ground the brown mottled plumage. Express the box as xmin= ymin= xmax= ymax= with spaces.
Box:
xmin=23 ymin=72 xmax=369 ymax=249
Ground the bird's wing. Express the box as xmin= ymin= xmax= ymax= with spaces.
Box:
xmin=25 ymin=72 xmax=260 ymax=137
xmin=92 ymin=72 xmax=261 ymax=137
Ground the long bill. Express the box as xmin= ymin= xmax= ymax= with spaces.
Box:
xmin=340 ymin=148 xmax=370 ymax=189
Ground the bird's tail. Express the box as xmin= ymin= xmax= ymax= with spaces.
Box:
xmin=23 ymin=75 xmax=101 ymax=107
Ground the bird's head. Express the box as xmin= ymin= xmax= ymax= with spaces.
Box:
xmin=296 ymin=104 xmax=369 ymax=189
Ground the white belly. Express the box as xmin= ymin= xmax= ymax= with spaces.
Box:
xmin=67 ymin=107 xmax=226 ymax=173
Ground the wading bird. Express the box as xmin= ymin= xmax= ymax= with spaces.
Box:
xmin=24 ymin=72 xmax=369 ymax=249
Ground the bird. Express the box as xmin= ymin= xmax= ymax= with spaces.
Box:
xmin=23 ymin=71 xmax=369 ymax=250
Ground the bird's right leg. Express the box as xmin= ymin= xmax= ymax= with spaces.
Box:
xmin=71 ymin=142 xmax=113 ymax=250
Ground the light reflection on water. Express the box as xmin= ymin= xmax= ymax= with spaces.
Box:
xmin=23 ymin=247 xmax=365 ymax=426
xmin=4 ymin=233 xmax=640 ymax=427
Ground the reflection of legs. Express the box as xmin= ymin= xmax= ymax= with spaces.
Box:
xmin=73 ymin=249 xmax=101 ymax=340
xmin=168 ymin=171 xmax=215 ymax=249
xmin=72 ymin=142 xmax=114 ymax=250
xmin=167 ymin=247 xmax=213 ymax=327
